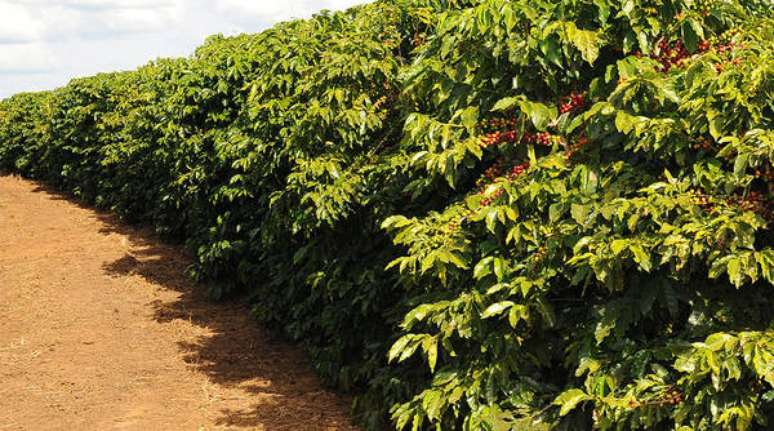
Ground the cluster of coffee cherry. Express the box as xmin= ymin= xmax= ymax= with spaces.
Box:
xmin=484 ymin=117 xmax=518 ymax=130
xmin=477 ymin=158 xmax=534 ymax=187
xmin=690 ymin=0 xmax=715 ymax=17
xmin=563 ymin=134 xmax=590 ymax=159
xmin=479 ymin=116 xmax=564 ymax=149
xmin=479 ymin=118 xmax=517 ymax=148
xmin=714 ymin=57 xmax=742 ymax=73
xmin=480 ymin=129 xmax=558 ymax=148
xmin=411 ymin=31 xmax=426 ymax=48
xmin=754 ymin=165 xmax=774 ymax=182
xmin=705 ymin=38 xmax=744 ymax=72
xmin=374 ymin=83 xmax=400 ymax=112
xmin=524 ymin=131 xmax=559 ymax=147
xmin=636 ymin=37 xmax=744 ymax=73
xmin=474 ymin=158 xmax=532 ymax=207
xmin=713 ymin=40 xmax=743 ymax=55
xmin=660 ymin=387 xmax=685 ymax=406
xmin=625 ymin=386 xmax=686 ymax=410
xmin=480 ymin=130 xmax=520 ymax=147
xmin=479 ymin=188 xmax=505 ymax=207
xmin=691 ymin=137 xmax=713 ymax=151
xmin=373 ymin=94 xmax=395 ymax=111
xmin=532 ymin=245 xmax=548 ymax=262
xmin=696 ymin=190 xmax=773 ymax=221
xmin=733 ymin=191 xmax=770 ymax=214
xmin=649 ymin=39 xmax=691 ymax=72
xmin=479 ymin=159 xmax=504 ymax=183
xmin=508 ymin=161 xmax=531 ymax=179
xmin=695 ymin=193 xmax=715 ymax=212
xmin=444 ymin=205 xmax=477 ymax=233
xmin=559 ymin=91 xmax=586 ymax=114
xmin=445 ymin=218 xmax=461 ymax=233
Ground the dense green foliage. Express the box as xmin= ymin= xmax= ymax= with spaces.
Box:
xmin=1 ymin=1 xmax=773 ymax=429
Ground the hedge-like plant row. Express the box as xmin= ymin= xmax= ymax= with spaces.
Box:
xmin=1 ymin=1 xmax=773 ymax=429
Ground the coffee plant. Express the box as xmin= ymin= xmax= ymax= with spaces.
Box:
xmin=1 ymin=0 xmax=772 ymax=429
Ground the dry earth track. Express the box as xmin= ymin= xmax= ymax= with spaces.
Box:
xmin=0 ymin=175 xmax=358 ymax=431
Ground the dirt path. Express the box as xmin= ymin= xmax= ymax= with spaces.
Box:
xmin=0 ymin=175 xmax=358 ymax=431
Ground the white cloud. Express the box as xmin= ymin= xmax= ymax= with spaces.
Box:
xmin=0 ymin=2 xmax=44 ymax=42
xmin=0 ymin=0 xmax=370 ymax=98
xmin=53 ymin=0 xmax=178 ymax=9
xmin=215 ymin=0 xmax=367 ymax=22
xmin=0 ymin=0 xmax=183 ymax=41
xmin=0 ymin=42 xmax=57 ymax=73
xmin=13 ymin=0 xmax=180 ymax=10
xmin=95 ymin=5 xmax=182 ymax=33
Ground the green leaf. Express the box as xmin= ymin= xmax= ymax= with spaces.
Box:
xmin=615 ymin=110 xmax=639 ymax=134
xmin=566 ymin=23 xmax=601 ymax=64
xmin=733 ymin=154 xmax=749 ymax=177
xmin=482 ymin=301 xmax=515 ymax=319
xmin=518 ymin=99 xmax=557 ymax=131
xmin=629 ymin=244 xmax=652 ymax=272
xmin=539 ymin=36 xmax=562 ymax=67
xmin=571 ymin=203 xmax=589 ymax=225
xmin=595 ymin=319 xmax=615 ymax=345
xmin=727 ymin=257 xmax=743 ymax=287
xmin=460 ymin=106 xmax=479 ymax=132
xmin=593 ymin=0 xmax=610 ymax=22
xmin=473 ymin=257 xmax=493 ymax=280
xmin=491 ymin=97 xmax=519 ymax=112
xmin=682 ymin=20 xmax=699 ymax=53
xmin=423 ymin=337 xmax=439 ymax=372
xmin=389 ymin=336 xmax=412 ymax=363
xmin=705 ymin=333 xmax=735 ymax=351
xmin=486 ymin=208 xmax=499 ymax=233
xmin=553 ymin=389 xmax=590 ymax=416
xmin=685 ymin=19 xmax=705 ymax=53
xmin=611 ymin=239 xmax=628 ymax=255
xmin=508 ymin=305 xmax=528 ymax=328
xmin=707 ymin=110 xmax=723 ymax=140
xmin=549 ymin=203 xmax=564 ymax=222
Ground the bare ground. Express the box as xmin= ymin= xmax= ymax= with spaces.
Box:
xmin=0 ymin=175 xmax=358 ymax=431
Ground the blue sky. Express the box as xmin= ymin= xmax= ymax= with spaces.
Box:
xmin=0 ymin=0 xmax=368 ymax=98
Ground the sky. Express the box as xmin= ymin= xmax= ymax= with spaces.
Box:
xmin=0 ymin=0 xmax=368 ymax=98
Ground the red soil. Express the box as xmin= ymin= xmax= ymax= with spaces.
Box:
xmin=0 ymin=175 xmax=358 ymax=431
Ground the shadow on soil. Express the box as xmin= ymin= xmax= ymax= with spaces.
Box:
xmin=29 ymin=181 xmax=354 ymax=430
